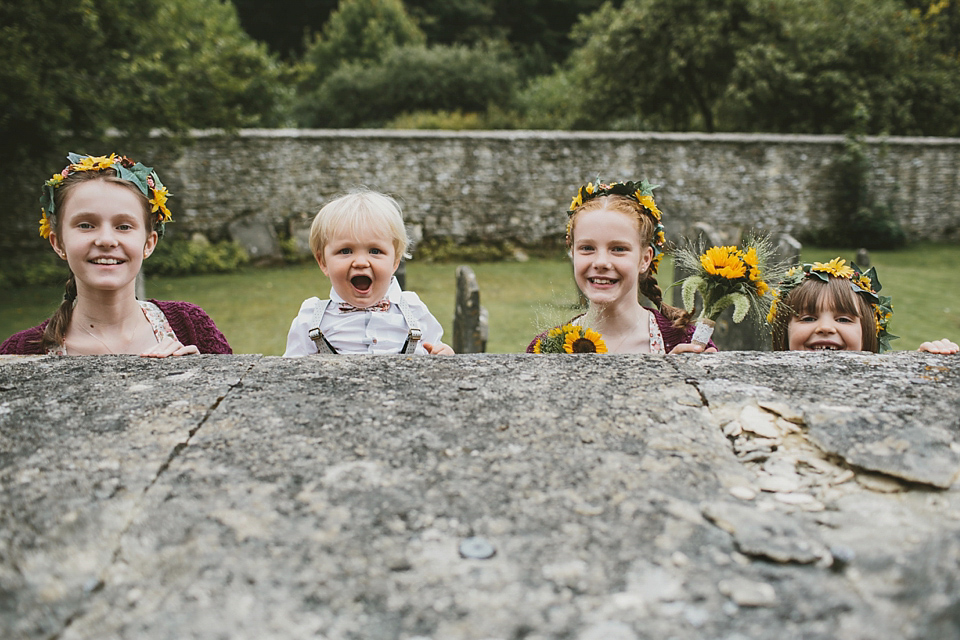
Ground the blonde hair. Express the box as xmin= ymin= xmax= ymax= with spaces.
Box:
xmin=309 ymin=189 xmax=408 ymax=259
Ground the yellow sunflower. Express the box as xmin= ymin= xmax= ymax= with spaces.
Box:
xmin=45 ymin=173 xmax=64 ymax=187
xmin=636 ymin=193 xmax=662 ymax=220
xmin=853 ymin=274 xmax=873 ymax=293
xmin=700 ymin=246 xmax=747 ymax=279
xmin=563 ymin=326 xmax=608 ymax=353
xmin=532 ymin=339 xmax=542 ymax=354
xmin=149 ymin=185 xmax=171 ymax=220
xmin=38 ymin=212 xmax=52 ymax=239
xmin=811 ymin=258 xmax=855 ymax=279
xmin=651 ymin=252 xmax=663 ymax=274
xmin=73 ymin=154 xmax=117 ymax=172
xmin=766 ymin=290 xmax=780 ymax=323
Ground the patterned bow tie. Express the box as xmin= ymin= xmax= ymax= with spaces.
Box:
xmin=338 ymin=299 xmax=391 ymax=313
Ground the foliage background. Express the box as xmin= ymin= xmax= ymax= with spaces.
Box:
xmin=2 ymin=0 xmax=959 ymax=254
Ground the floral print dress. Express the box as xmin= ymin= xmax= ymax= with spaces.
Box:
xmin=49 ymin=301 xmax=177 ymax=355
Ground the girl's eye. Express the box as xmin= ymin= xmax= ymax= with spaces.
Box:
xmin=798 ymin=315 xmax=817 ymax=322
xmin=337 ymin=248 xmax=352 ymax=255
xmin=117 ymin=224 xmax=133 ymax=231
xmin=577 ymin=244 xmax=594 ymax=252
xmin=837 ymin=316 xmax=855 ymax=323
xmin=612 ymin=246 xmax=628 ymax=253
xmin=370 ymin=248 xmax=382 ymax=255
xmin=78 ymin=222 xmax=94 ymax=229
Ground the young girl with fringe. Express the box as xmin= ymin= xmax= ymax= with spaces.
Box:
xmin=528 ymin=180 xmax=716 ymax=355
xmin=768 ymin=258 xmax=957 ymax=354
xmin=1 ymin=153 xmax=231 ymax=356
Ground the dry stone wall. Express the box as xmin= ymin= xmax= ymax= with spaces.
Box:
xmin=153 ymin=130 xmax=960 ymax=246
xmin=2 ymin=352 xmax=960 ymax=639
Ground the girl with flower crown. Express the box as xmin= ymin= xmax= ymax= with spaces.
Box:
xmin=769 ymin=258 xmax=957 ymax=354
xmin=0 ymin=153 xmax=231 ymax=356
xmin=527 ymin=180 xmax=716 ymax=355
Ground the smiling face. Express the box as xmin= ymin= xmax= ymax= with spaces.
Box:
xmin=571 ymin=207 xmax=654 ymax=309
xmin=318 ymin=224 xmax=401 ymax=307
xmin=787 ymin=308 xmax=864 ymax=351
xmin=779 ymin=277 xmax=876 ymax=352
xmin=50 ymin=179 xmax=157 ymax=296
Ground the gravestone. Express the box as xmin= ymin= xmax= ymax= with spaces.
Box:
xmin=452 ymin=265 xmax=488 ymax=353
xmin=228 ymin=217 xmax=281 ymax=263
xmin=856 ymin=247 xmax=871 ymax=268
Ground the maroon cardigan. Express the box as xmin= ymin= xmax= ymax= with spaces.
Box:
xmin=526 ymin=308 xmax=717 ymax=353
xmin=0 ymin=300 xmax=232 ymax=355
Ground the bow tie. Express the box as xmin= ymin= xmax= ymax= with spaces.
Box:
xmin=338 ymin=300 xmax=391 ymax=313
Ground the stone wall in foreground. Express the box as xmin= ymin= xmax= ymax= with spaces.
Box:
xmin=2 ymin=352 xmax=959 ymax=639
xmin=154 ymin=130 xmax=960 ymax=246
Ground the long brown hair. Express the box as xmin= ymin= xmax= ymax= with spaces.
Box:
xmin=569 ymin=194 xmax=691 ymax=327
xmin=40 ymin=170 xmax=154 ymax=351
xmin=770 ymin=276 xmax=878 ymax=352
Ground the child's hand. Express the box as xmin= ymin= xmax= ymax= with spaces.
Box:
xmin=918 ymin=339 xmax=959 ymax=355
xmin=424 ymin=341 xmax=455 ymax=355
xmin=669 ymin=343 xmax=717 ymax=354
xmin=141 ymin=335 xmax=200 ymax=358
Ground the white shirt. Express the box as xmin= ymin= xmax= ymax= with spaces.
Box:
xmin=283 ymin=277 xmax=444 ymax=356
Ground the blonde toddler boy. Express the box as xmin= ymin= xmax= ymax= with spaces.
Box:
xmin=284 ymin=189 xmax=453 ymax=356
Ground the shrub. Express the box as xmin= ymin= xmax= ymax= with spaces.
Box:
xmin=804 ymin=132 xmax=906 ymax=250
xmin=145 ymin=239 xmax=250 ymax=276
xmin=297 ymin=43 xmax=519 ymax=128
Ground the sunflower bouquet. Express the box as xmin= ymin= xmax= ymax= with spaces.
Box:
xmin=675 ymin=235 xmax=783 ymax=347
xmin=532 ymin=324 xmax=608 ymax=354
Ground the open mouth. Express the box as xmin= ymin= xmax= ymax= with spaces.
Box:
xmin=588 ymin=277 xmax=618 ymax=285
xmin=90 ymin=258 xmax=125 ymax=265
xmin=807 ymin=344 xmax=842 ymax=351
xmin=351 ymin=275 xmax=372 ymax=292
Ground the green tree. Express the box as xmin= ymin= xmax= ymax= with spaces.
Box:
xmin=299 ymin=43 xmax=518 ymax=127
xmin=555 ymin=0 xmax=960 ymax=135
xmin=720 ymin=0 xmax=960 ymax=136
xmin=118 ymin=0 xmax=291 ymax=131
xmin=297 ymin=0 xmax=425 ymax=91
xmin=0 ymin=0 xmax=289 ymax=251
xmin=231 ymin=0 xmax=339 ymax=59
xmin=565 ymin=0 xmax=761 ymax=131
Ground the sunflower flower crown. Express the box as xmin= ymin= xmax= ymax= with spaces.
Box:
xmin=675 ymin=235 xmax=783 ymax=326
xmin=533 ymin=324 xmax=608 ymax=354
xmin=566 ymin=179 xmax=667 ymax=273
xmin=39 ymin=152 xmax=173 ymax=239
xmin=767 ymin=258 xmax=897 ymax=352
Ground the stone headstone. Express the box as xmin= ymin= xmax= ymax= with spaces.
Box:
xmin=287 ymin=214 xmax=315 ymax=260
xmin=453 ymin=265 xmax=488 ymax=353
xmin=228 ymin=218 xmax=281 ymax=263
xmin=856 ymin=247 xmax=871 ymax=268
xmin=775 ymin=232 xmax=803 ymax=268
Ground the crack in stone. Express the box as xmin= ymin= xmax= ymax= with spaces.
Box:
xmin=48 ymin=358 xmax=260 ymax=640
xmin=665 ymin=358 xmax=710 ymax=408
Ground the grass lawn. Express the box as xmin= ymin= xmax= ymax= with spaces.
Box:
xmin=2 ymin=245 xmax=958 ymax=354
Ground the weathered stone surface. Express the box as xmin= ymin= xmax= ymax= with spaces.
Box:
xmin=1 ymin=351 xmax=959 ymax=640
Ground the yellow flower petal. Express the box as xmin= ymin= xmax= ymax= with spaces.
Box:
xmin=811 ymin=258 xmax=854 ymax=279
